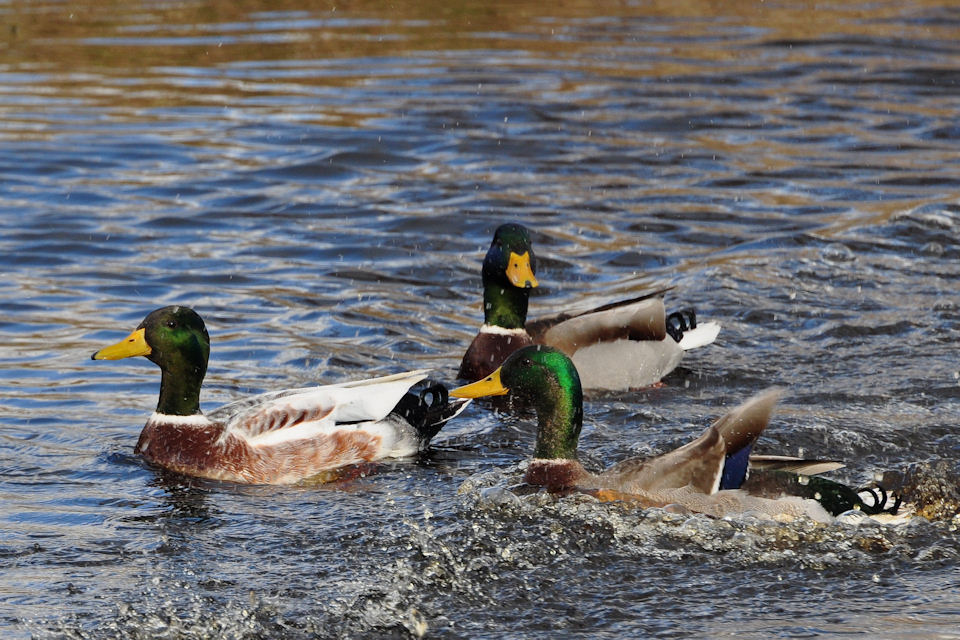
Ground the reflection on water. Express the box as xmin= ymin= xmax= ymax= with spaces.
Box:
xmin=2 ymin=0 xmax=960 ymax=638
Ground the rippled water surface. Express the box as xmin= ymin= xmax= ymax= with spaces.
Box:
xmin=3 ymin=0 xmax=960 ymax=637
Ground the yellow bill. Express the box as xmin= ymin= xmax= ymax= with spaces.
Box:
xmin=451 ymin=367 xmax=510 ymax=398
xmin=505 ymin=251 xmax=538 ymax=289
xmin=91 ymin=327 xmax=151 ymax=360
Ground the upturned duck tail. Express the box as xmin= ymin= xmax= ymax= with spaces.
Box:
xmin=391 ymin=382 xmax=471 ymax=445
xmin=744 ymin=469 xmax=902 ymax=516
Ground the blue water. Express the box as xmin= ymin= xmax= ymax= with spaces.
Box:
xmin=2 ymin=1 xmax=960 ymax=637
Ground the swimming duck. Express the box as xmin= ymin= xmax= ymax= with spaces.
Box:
xmin=458 ymin=223 xmax=721 ymax=390
xmin=452 ymin=345 xmax=899 ymax=521
xmin=91 ymin=306 xmax=469 ymax=484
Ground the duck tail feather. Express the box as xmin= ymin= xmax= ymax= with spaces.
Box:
xmin=856 ymin=483 xmax=904 ymax=516
xmin=745 ymin=470 xmax=904 ymax=517
xmin=678 ymin=321 xmax=721 ymax=350
xmin=391 ymin=381 xmax=470 ymax=445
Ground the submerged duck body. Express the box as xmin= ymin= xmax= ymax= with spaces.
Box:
xmin=452 ymin=346 xmax=900 ymax=522
xmin=458 ymin=224 xmax=720 ymax=390
xmin=93 ymin=306 xmax=468 ymax=484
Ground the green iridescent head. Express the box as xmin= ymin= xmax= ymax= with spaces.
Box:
xmin=453 ymin=345 xmax=583 ymax=460
xmin=480 ymin=223 xmax=539 ymax=328
xmin=93 ymin=305 xmax=210 ymax=416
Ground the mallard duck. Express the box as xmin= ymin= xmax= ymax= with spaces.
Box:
xmin=91 ymin=306 xmax=469 ymax=484
xmin=452 ymin=345 xmax=900 ymax=521
xmin=458 ymin=223 xmax=721 ymax=390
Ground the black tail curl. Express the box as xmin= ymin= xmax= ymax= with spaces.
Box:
xmin=391 ymin=381 xmax=464 ymax=445
xmin=856 ymin=483 xmax=903 ymax=516
xmin=665 ymin=309 xmax=697 ymax=343
xmin=743 ymin=469 xmax=904 ymax=517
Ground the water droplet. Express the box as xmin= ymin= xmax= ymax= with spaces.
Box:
xmin=821 ymin=242 xmax=855 ymax=264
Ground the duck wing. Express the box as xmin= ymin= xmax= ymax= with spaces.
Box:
xmin=748 ymin=455 xmax=844 ymax=476
xmin=604 ymin=422 xmax=728 ymax=494
xmin=604 ymin=388 xmax=783 ymax=495
xmin=212 ymin=370 xmax=432 ymax=446
xmin=710 ymin=388 xmax=783 ymax=453
xmin=711 ymin=388 xmax=784 ymax=490
xmin=529 ymin=288 xmax=674 ymax=352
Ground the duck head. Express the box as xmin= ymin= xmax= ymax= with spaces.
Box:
xmin=481 ymin=223 xmax=539 ymax=329
xmin=92 ymin=305 xmax=209 ymax=416
xmin=453 ymin=345 xmax=582 ymax=460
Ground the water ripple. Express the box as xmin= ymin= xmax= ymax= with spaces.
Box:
xmin=3 ymin=0 xmax=960 ymax=638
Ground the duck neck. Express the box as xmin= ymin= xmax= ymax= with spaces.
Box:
xmin=483 ymin=280 xmax=529 ymax=329
xmin=532 ymin=380 xmax=582 ymax=460
xmin=156 ymin=362 xmax=205 ymax=416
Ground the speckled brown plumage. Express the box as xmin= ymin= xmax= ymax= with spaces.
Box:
xmin=459 ymin=329 xmax=535 ymax=381
xmin=135 ymin=414 xmax=388 ymax=484
xmin=523 ymin=459 xmax=589 ymax=491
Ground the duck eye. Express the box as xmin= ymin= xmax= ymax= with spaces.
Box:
xmin=166 ymin=320 xmax=177 ymax=329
